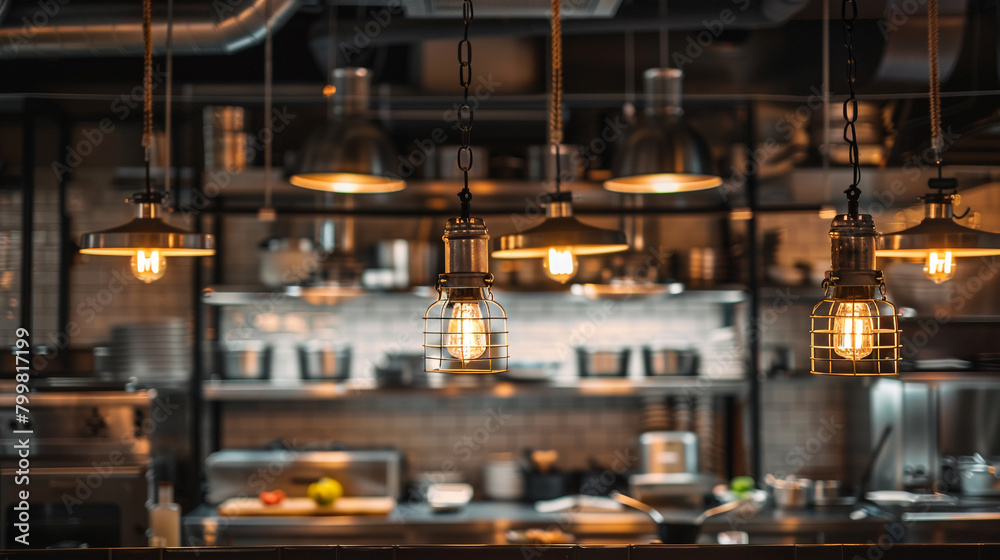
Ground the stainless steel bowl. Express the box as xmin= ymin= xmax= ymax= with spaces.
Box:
xmin=576 ymin=347 xmax=630 ymax=378
xmin=643 ymin=347 xmax=699 ymax=376
xmin=298 ymin=342 xmax=352 ymax=381
xmin=218 ymin=340 xmax=271 ymax=380
xmin=768 ymin=476 xmax=812 ymax=510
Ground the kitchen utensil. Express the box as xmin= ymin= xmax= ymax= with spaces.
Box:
xmin=611 ymin=490 xmax=743 ymax=544
xmin=524 ymin=473 xmax=569 ymax=503
xmin=643 ymin=347 xmax=699 ymax=376
xmin=850 ymin=425 xmax=899 ymax=522
xmin=298 ymin=341 xmax=352 ymax=381
xmin=483 ymin=453 xmax=525 ymax=501
xmin=813 ymin=480 xmax=853 ymax=507
xmin=258 ymin=237 xmax=316 ymax=288
xmin=217 ymin=340 xmax=272 ymax=380
xmin=958 ymin=455 xmax=1000 ymax=496
xmin=766 ymin=475 xmax=812 ymax=510
xmin=110 ymin=319 xmax=190 ymax=383
xmin=426 ymin=483 xmax=473 ymax=513
xmin=576 ymin=347 xmax=630 ymax=377
xmin=531 ymin=450 xmax=558 ymax=475
xmin=639 ymin=431 xmax=698 ymax=474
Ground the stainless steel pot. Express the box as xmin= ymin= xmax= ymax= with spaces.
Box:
xmin=767 ymin=475 xmax=812 ymax=510
xmin=643 ymin=347 xmax=699 ymax=376
xmin=298 ymin=342 xmax=352 ymax=381
xmin=576 ymin=347 xmax=630 ymax=378
xmin=959 ymin=455 xmax=1000 ymax=496
xmin=218 ymin=340 xmax=271 ymax=380
xmin=363 ymin=239 xmax=439 ymax=290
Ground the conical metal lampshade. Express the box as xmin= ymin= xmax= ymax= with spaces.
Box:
xmin=290 ymin=68 xmax=405 ymax=194
xmin=604 ymin=69 xmax=721 ymax=194
xmin=492 ymin=200 xmax=629 ymax=259
xmin=79 ymin=194 xmax=214 ymax=257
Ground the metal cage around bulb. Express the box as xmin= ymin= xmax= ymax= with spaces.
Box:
xmin=423 ymin=274 xmax=508 ymax=375
xmin=809 ymin=278 xmax=900 ymax=376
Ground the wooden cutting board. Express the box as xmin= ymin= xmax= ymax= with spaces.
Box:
xmin=217 ymin=496 xmax=396 ymax=517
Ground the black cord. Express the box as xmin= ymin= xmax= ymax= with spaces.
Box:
xmin=457 ymin=0 xmax=474 ymax=221
xmin=842 ymin=0 xmax=861 ymax=218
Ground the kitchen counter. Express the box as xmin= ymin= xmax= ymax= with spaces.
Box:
xmin=1 ymin=544 xmax=995 ymax=559
xmin=181 ymin=501 xmax=1000 ymax=546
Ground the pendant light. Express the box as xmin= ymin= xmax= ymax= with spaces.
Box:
xmin=423 ymin=0 xmax=508 ymax=375
xmin=79 ymin=0 xmax=214 ymax=283
xmin=290 ymin=67 xmax=405 ymax=193
xmin=492 ymin=0 xmax=629 ymax=283
xmin=809 ymin=0 xmax=900 ymax=376
xmin=603 ymin=0 xmax=722 ymax=194
xmin=876 ymin=0 xmax=1000 ymax=283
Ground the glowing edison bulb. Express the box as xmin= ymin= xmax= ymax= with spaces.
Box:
xmin=832 ymin=302 xmax=875 ymax=360
xmin=543 ymin=247 xmax=578 ymax=283
xmin=445 ymin=303 xmax=488 ymax=362
xmin=130 ymin=249 xmax=167 ymax=283
xmin=923 ymin=251 xmax=955 ymax=284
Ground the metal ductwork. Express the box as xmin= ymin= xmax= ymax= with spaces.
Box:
xmin=0 ymin=0 xmax=300 ymax=58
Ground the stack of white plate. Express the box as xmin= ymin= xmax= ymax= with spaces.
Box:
xmin=483 ymin=453 xmax=524 ymax=501
xmin=110 ymin=318 xmax=190 ymax=383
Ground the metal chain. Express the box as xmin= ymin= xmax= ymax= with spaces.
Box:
xmin=457 ymin=0 xmax=474 ymax=221
xmin=142 ymin=0 xmax=154 ymax=195
xmin=842 ymin=0 xmax=861 ymax=217
xmin=928 ymin=0 xmax=943 ymax=170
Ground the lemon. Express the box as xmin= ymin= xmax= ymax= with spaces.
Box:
xmin=307 ymin=477 xmax=343 ymax=506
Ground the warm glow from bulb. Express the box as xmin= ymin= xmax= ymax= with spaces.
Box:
xmin=445 ymin=303 xmax=487 ymax=362
xmin=130 ymin=249 xmax=167 ymax=283
xmin=923 ymin=251 xmax=955 ymax=284
xmin=833 ymin=302 xmax=874 ymax=360
xmin=322 ymin=85 xmax=337 ymax=96
xmin=543 ymin=247 xmax=578 ymax=283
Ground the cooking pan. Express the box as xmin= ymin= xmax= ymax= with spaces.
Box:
xmin=611 ymin=491 xmax=742 ymax=544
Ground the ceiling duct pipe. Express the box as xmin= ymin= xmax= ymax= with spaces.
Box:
xmin=0 ymin=0 xmax=300 ymax=58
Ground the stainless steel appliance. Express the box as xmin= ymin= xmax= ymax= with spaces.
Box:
xmin=204 ymin=449 xmax=402 ymax=504
xmin=639 ymin=431 xmax=698 ymax=474
xmin=870 ymin=377 xmax=1000 ymax=495
xmin=0 ymin=388 xmax=153 ymax=547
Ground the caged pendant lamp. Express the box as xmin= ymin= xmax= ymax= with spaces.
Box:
xmin=79 ymin=0 xmax=214 ymax=283
xmin=492 ymin=0 xmax=628 ymax=284
xmin=423 ymin=0 xmax=508 ymax=375
xmin=875 ymin=0 xmax=1000 ymax=283
xmin=809 ymin=0 xmax=900 ymax=376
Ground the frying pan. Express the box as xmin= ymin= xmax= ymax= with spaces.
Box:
xmin=611 ymin=491 xmax=743 ymax=544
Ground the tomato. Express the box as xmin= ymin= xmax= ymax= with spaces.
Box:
xmin=259 ymin=489 xmax=286 ymax=505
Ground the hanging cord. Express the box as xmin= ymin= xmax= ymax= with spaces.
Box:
xmin=164 ymin=0 xmax=173 ymax=202
xmin=549 ymin=0 xmax=563 ymax=195
xmin=263 ymin=0 xmax=274 ymax=211
xmin=842 ymin=0 xmax=861 ymax=218
xmin=142 ymin=0 xmax=153 ymax=196
xmin=659 ymin=0 xmax=668 ymax=69
xmin=928 ymin=0 xmax=943 ymax=177
xmin=457 ymin=0 xmax=474 ymax=220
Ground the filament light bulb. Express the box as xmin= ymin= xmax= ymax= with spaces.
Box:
xmin=923 ymin=251 xmax=955 ymax=283
xmin=131 ymin=249 xmax=167 ymax=283
xmin=543 ymin=247 xmax=578 ymax=283
xmin=445 ymin=302 xmax=487 ymax=362
xmin=833 ymin=302 xmax=875 ymax=360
